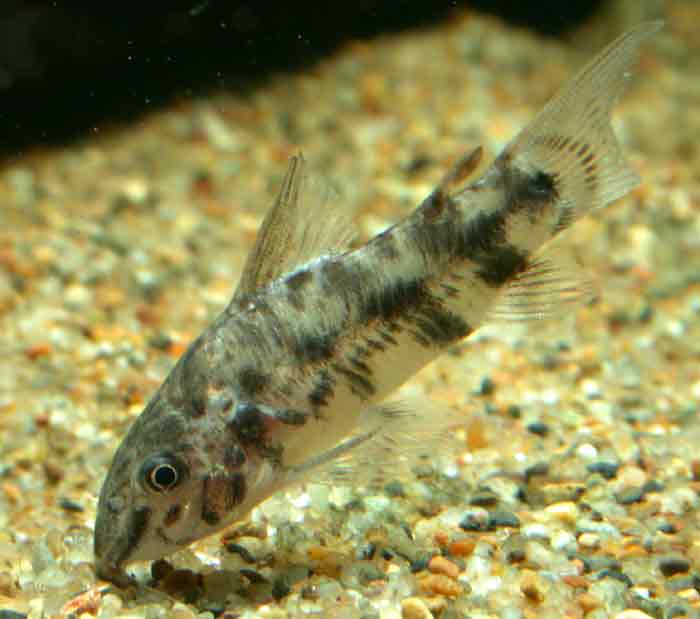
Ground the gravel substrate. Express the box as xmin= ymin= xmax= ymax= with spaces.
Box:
xmin=1 ymin=2 xmax=698 ymax=618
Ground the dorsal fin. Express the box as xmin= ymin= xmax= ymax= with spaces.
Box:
xmin=233 ymin=154 xmax=355 ymax=300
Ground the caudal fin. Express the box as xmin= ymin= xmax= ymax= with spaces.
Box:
xmin=502 ymin=21 xmax=662 ymax=231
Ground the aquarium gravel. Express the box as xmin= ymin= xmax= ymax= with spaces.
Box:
xmin=1 ymin=2 xmax=699 ymax=618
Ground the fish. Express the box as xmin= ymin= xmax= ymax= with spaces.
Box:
xmin=94 ymin=22 xmax=661 ymax=586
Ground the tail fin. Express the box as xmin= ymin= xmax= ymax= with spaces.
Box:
xmin=501 ymin=21 xmax=662 ymax=230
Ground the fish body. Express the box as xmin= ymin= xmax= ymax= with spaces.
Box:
xmin=94 ymin=23 xmax=660 ymax=585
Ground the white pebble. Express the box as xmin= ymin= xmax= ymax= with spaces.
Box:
xmin=581 ymin=379 xmax=602 ymax=399
xmin=551 ymin=530 xmax=577 ymax=552
xmin=545 ymin=501 xmax=579 ymax=523
xmin=578 ymin=532 xmax=600 ymax=549
xmin=615 ymin=610 xmax=654 ymax=619
xmin=576 ymin=443 xmax=598 ymax=459
xmin=521 ymin=523 xmax=549 ymax=540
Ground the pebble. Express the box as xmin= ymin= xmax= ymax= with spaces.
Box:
xmin=587 ymin=461 xmax=620 ymax=479
xmin=520 ymin=570 xmax=546 ymax=604
xmin=615 ymin=611 xmax=655 ymax=619
xmin=170 ymin=603 xmax=197 ymax=619
xmin=521 ymin=523 xmax=549 ymax=540
xmin=616 ymin=486 xmax=645 ymax=505
xmin=459 ymin=508 xmax=490 ymax=531
xmin=400 ymin=597 xmax=434 ymax=619
xmin=427 ymin=556 xmax=460 ymax=579
xmin=475 ymin=376 xmax=494 ymax=395
xmin=544 ymin=501 xmax=578 ymax=523
xmin=417 ymin=574 xmax=462 ymax=597
xmin=577 ymin=592 xmax=601 ymax=612
xmin=487 ymin=511 xmax=520 ymax=529
xmin=526 ymin=421 xmax=549 ymax=437
xmin=447 ymin=537 xmax=475 ymax=557
xmin=658 ymin=556 xmax=691 ymax=577
xmin=578 ymin=533 xmax=601 ymax=549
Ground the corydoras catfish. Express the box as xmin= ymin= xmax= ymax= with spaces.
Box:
xmin=94 ymin=23 xmax=660 ymax=585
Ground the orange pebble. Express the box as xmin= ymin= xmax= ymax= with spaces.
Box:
xmin=24 ymin=342 xmax=51 ymax=360
xmin=428 ymin=556 xmax=460 ymax=580
xmin=562 ymin=574 xmax=589 ymax=588
xmin=448 ymin=538 xmax=476 ymax=557
xmin=418 ymin=574 xmax=462 ymax=598
xmin=577 ymin=592 xmax=601 ymax=613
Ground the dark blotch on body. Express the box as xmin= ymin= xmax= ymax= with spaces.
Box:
xmin=228 ymin=402 xmax=266 ymax=445
xmin=308 ymin=369 xmax=335 ymax=410
xmin=321 ymin=259 xmax=354 ymax=292
xmin=411 ymin=306 xmax=472 ymax=345
xmin=332 ymin=363 xmax=376 ymax=398
xmin=360 ymin=277 xmax=427 ymax=325
xmin=474 ymin=244 xmax=528 ymax=286
xmin=292 ymin=331 xmax=338 ymax=364
xmin=201 ymin=473 xmax=245 ymax=526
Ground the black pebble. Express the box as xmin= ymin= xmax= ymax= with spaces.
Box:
xmin=642 ymin=479 xmax=664 ymax=494
xmin=659 ymin=556 xmax=691 ymax=578
xmin=507 ymin=404 xmax=522 ymax=419
xmin=506 ymin=548 xmax=526 ymax=563
xmin=148 ymin=332 xmax=173 ymax=350
xmin=459 ymin=513 xmax=488 ymax=532
xmin=226 ymin=542 xmax=256 ymax=563
xmin=526 ymin=421 xmax=549 ymax=437
xmin=272 ymin=577 xmax=291 ymax=600
xmin=58 ymin=497 xmax=84 ymax=512
xmin=384 ymin=480 xmax=405 ymax=497
xmin=596 ymin=568 xmax=632 ymax=586
xmin=523 ymin=461 xmax=549 ymax=482
xmin=487 ymin=511 xmax=520 ymax=529
xmin=586 ymin=461 xmax=619 ymax=480
xmin=476 ymin=376 xmax=494 ymax=396
xmin=410 ymin=556 xmax=432 ymax=573
xmin=469 ymin=491 xmax=499 ymax=507
xmin=657 ymin=521 xmax=677 ymax=534
xmin=240 ymin=568 xmax=268 ymax=584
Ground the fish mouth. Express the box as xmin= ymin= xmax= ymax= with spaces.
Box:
xmin=94 ymin=504 xmax=152 ymax=586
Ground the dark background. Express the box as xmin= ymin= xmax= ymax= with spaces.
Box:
xmin=0 ymin=0 xmax=605 ymax=158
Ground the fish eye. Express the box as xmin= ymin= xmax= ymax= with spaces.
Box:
xmin=140 ymin=455 xmax=187 ymax=493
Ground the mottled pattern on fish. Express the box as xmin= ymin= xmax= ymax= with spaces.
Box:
xmin=94 ymin=23 xmax=661 ymax=586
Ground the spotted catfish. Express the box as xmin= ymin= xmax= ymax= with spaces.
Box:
xmin=94 ymin=23 xmax=660 ymax=585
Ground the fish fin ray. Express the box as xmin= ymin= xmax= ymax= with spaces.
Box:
xmin=499 ymin=22 xmax=661 ymax=230
xmin=233 ymin=154 xmax=355 ymax=300
xmin=489 ymin=246 xmax=596 ymax=322
xmin=289 ymin=400 xmax=464 ymax=488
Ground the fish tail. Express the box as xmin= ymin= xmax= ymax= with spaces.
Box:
xmin=498 ymin=21 xmax=661 ymax=232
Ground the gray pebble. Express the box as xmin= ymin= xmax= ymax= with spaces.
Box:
xmin=658 ymin=556 xmax=691 ymax=577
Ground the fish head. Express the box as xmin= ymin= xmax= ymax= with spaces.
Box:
xmin=94 ymin=344 xmax=273 ymax=585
